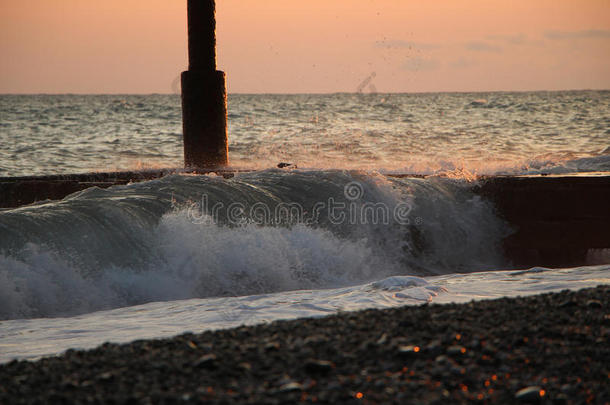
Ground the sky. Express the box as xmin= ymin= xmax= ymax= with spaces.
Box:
xmin=1 ymin=0 xmax=609 ymax=94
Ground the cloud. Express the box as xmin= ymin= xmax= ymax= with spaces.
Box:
xmin=402 ymin=57 xmax=441 ymax=72
xmin=545 ymin=29 xmax=610 ymax=40
xmin=374 ymin=40 xmax=441 ymax=50
xmin=486 ymin=34 xmax=527 ymax=45
xmin=464 ymin=41 xmax=502 ymax=52
xmin=450 ymin=58 xmax=476 ymax=69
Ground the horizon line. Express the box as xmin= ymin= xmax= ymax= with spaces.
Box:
xmin=1 ymin=88 xmax=609 ymax=96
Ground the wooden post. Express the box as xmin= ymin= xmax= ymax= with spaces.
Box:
xmin=181 ymin=0 xmax=228 ymax=168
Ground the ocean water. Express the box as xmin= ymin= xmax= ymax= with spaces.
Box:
xmin=0 ymin=92 xmax=609 ymax=363
xmin=1 ymin=91 xmax=609 ymax=177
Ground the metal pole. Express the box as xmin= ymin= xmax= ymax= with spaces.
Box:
xmin=181 ymin=0 xmax=228 ymax=168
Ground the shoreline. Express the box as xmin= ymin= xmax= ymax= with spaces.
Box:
xmin=1 ymin=286 xmax=607 ymax=404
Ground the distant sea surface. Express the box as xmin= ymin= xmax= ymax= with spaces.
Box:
xmin=0 ymin=91 xmax=609 ymax=363
xmin=1 ymin=91 xmax=609 ymax=176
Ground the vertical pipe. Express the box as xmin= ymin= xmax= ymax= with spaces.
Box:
xmin=181 ymin=0 xmax=228 ymax=168
xmin=187 ymin=0 xmax=216 ymax=72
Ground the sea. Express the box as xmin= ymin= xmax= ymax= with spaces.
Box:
xmin=0 ymin=91 xmax=609 ymax=363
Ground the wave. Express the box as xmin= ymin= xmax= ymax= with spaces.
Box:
xmin=1 ymin=170 xmax=510 ymax=319
xmin=492 ymin=153 xmax=610 ymax=175
xmin=379 ymin=153 xmax=610 ymax=178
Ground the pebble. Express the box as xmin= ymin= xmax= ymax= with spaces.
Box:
xmin=515 ymin=386 xmax=543 ymax=402
xmin=446 ymin=345 xmax=466 ymax=355
xmin=559 ymin=300 xmax=578 ymax=308
xmin=194 ymin=353 xmax=217 ymax=368
xmin=398 ymin=345 xmax=419 ymax=355
xmin=277 ymin=382 xmax=303 ymax=392
xmin=586 ymin=299 xmax=602 ymax=308
xmin=304 ymin=359 xmax=334 ymax=374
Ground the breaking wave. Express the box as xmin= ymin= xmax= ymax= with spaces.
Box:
xmin=0 ymin=170 xmax=509 ymax=319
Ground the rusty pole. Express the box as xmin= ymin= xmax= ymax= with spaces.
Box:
xmin=181 ymin=0 xmax=228 ymax=168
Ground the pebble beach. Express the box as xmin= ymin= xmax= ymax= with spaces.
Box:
xmin=1 ymin=286 xmax=607 ymax=404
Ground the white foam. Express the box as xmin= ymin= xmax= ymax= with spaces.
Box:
xmin=0 ymin=217 xmax=398 ymax=320
xmin=1 ymin=265 xmax=607 ymax=364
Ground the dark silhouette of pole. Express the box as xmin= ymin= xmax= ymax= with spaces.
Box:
xmin=181 ymin=0 xmax=228 ymax=168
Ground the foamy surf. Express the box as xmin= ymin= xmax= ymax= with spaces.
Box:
xmin=1 ymin=264 xmax=607 ymax=363
xmin=0 ymin=170 xmax=508 ymax=320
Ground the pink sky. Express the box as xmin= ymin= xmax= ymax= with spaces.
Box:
xmin=1 ymin=0 xmax=609 ymax=93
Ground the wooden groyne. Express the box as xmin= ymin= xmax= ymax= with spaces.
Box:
xmin=1 ymin=171 xmax=608 ymax=269
xmin=0 ymin=168 xmax=248 ymax=209
xmin=475 ymin=174 xmax=610 ymax=268
xmin=0 ymin=170 xmax=174 ymax=209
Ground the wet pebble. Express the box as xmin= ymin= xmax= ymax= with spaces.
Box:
xmin=515 ymin=386 xmax=543 ymax=402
